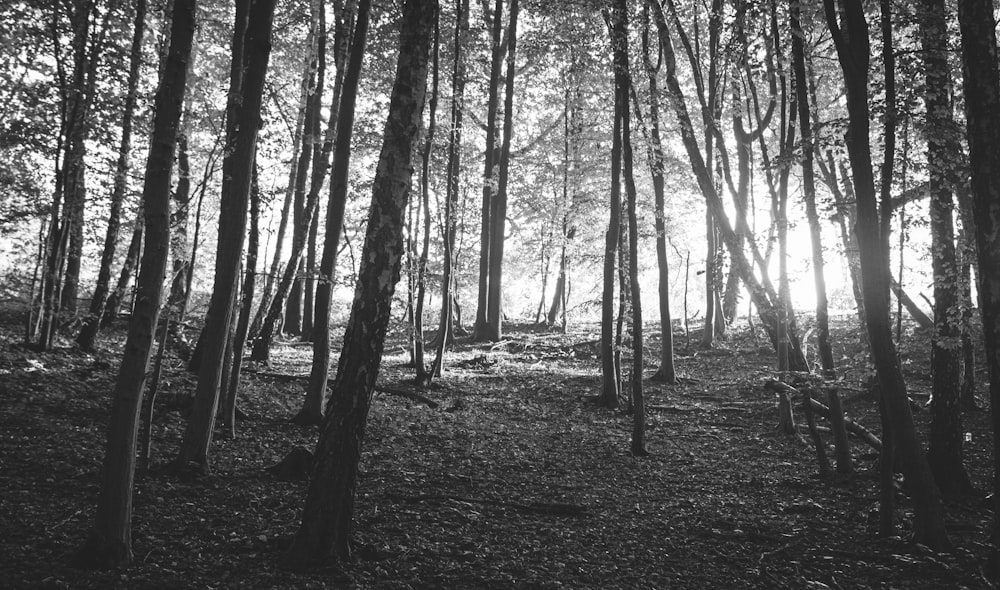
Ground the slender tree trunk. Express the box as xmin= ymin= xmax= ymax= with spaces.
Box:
xmin=473 ymin=0 xmax=504 ymax=341
xmin=73 ymin=0 xmax=195 ymax=567
xmin=957 ymin=0 xmax=1000 ymax=550
xmin=300 ymin=0 xmax=369 ymax=426
xmin=77 ymin=0 xmax=147 ymax=351
xmin=103 ymin=211 xmax=144 ymax=327
xmin=413 ymin=13 xmax=440 ymax=385
xmin=222 ymin=163 xmax=261 ymax=437
xmin=824 ymin=0 xmax=949 ymax=550
xmin=282 ymin=0 xmax=435 ymax=565
xmin=175 ymin=0 xmax=278 ymax=473
xmin=791 ymin=0 xmax=834 ymax=376
xmin=432 ymin=0 xmax=468 ymax=378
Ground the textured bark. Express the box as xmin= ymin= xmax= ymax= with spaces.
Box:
xmin=283 ymin=0 xmax=435 ymax=565
xmin=77 ymin=0 xmax=147 ymax=352
xmin=73 ymin=0 xmax=195 ymax=568
xmin=957 ymin=0 xmax=1000 ymax=544
xmin=175 ymin=0 xmax=277 ymax=473
xmin=300 ymin=0 xmax=368 ymax=426
xmin=473 ymin=0 xmax=504 ymax=341
xmin=920 ymin=0 xmax=973 ymax=495
xmin=824 ymin=0 xmax=949 ymax=550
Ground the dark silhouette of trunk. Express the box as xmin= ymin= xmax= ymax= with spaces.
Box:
xmin=77 ymin=0 xmax=147 ymax=352
xmin=599 ymin=5 xmax=624 ymax=410
xmin=432 ymin=0 xmax=469 ymax=378
xmin=73 ymin=0 xmax=195 ymax=568
xmin=473 ymin=0 xmax=505 ymax=341
xmin=282 ymin=0 xmax=435 ymax=565
xmin=791 ymin=0 xmax=834 ymax=376
xmin=823 ymin=0 xmax=949 ymax=550
xmin=175 ymin=0 xmax=278 ymax=474
xmin=412 ymin=13 xmax=439 ymax=385
xmin=957 ymin=0 xmax=1000 ymax=548
xmin=299 ymin=0 xmax=368 ymax=426
xmin=222 ymin=163 xmax=261 ymax=438
xmin=483 ymin=0 xmax=518 ymax=342
xmin=102 ymin=211 xmax=143 ymax=328
xmin=920 ymin=0 xmax=974 ymax=495
xmin=610 ymin=0 xmax=645 ymax=455
xmin=638 ymin=1 xmax=674 ymax=384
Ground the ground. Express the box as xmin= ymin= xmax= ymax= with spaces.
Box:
xmin=0 ymin=311 xmax=995 ymax=589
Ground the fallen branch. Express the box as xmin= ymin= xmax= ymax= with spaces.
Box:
xmin=764 ymin=380 xmax=881 ymax=450
xmin=374 ymin=385 xmax=439 ymax=409
xmin=385 ymin=491 xmax=587 ymax=516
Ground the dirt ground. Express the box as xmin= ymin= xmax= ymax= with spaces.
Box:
xmin=0 ymin=312 xmax=994 ymax=589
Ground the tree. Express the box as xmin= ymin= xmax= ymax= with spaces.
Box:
xmin=72 ymin=0 xmax=196 ymax=567
xmin=920 ymin=0 xmax=973 ymax=496
xmin=299 ymin=0 xmax=369 ymax=426
xmin=823 ymin=0 xmax=949 ymax=550
xmin=76 ymin=0 xmax=147 ymax=352
xmin=957 ymin=0 xmax=1000 ymax=548
xmin=790 ymin=0 xmax=834 ymax=376
xmin=282 ymin=0 xmax=436 ymax=565
xmin=473 ymin=0 xmax=505 ymax=341
xmin=174 ymin=0 xmax=279 ymax=474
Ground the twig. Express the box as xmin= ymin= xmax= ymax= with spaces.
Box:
xmin=385 ymin=491 xmax=586 ymax=516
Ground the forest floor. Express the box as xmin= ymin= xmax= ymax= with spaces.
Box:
xmin=0 ymin=310 xmax=996 ymax=589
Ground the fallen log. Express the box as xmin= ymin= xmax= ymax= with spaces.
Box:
xmin=764 ymin=380 xmax=881 ymax=451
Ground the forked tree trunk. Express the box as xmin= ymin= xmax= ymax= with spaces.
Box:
xmin=282 ymin=0 xmax=435 ymax=565
xmin=957 ymin=0 xmax=1000 ymax=549
xmin=300 ymin=0 xmax=369 ymax=426
xmin=73 ymin=0 xmax=195 ymax=568
xmin=175 ymin=0 xmax=277 ymax=474
xmin=823 ymin=0 xmax=949 ymax=551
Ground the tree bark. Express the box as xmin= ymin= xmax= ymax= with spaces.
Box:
xmin=73 ymin=0 xmax=196 ymax=568
xmin=957 ymin=0 xmax=1000 ymax=547
xmin=300 ymin=0 xmax=369 ymax=426
xmin=920 ymin=0 xmax=973 ymax=495
xmin=282 ymin=0 xmax=435 ymax=565
xmin=77 ymin=0 xmax=147 ymax=352
xmin=824 ymin=0 xmax=949 ymax=550
xmin=473 ymin=0 xmax=505 ymax=341
xmin=175 ymin=0 xmax=278 ymax=473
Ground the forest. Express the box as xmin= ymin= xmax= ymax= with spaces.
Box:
xmin=3 ymin=0 xmax=1000 ymax=587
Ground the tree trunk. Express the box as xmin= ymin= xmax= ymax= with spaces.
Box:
xmin=640 ymin=1 xmax=674 ymax=384
xmin=791 ymin=0 xmax=834 ymax=376
xmin=432 ymin=0 xmax=469 ymax=378
xmin=824 ymin=0 xmax=949 ymax=550
xmin=920 ymin=0 xmax=973 ymax=496
xmin=282 ymin=0 xmax=435 ymax=565
xmin=77 ymin=0 xmax=147 ymax=352
xmin=483 ymin=0 xmax=518 ymax=342
xmin=300 ymin=0 xmax=369 ymax=426
xmin=73 ymin=0 xmax=195 ymax=568
xmin=175 ymin=0 xmax=277 ymax=474
xmin=957 ymin=0 xmax=1000 ymax=548
xmin=473 ymin=0 xmax=505 ymax=341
